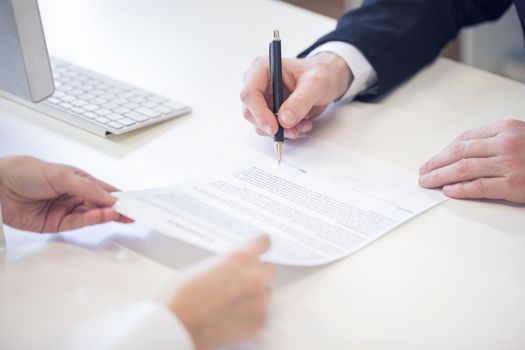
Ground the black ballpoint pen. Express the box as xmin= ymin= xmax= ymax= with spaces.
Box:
xmin=270 ymin=29 xmax=284 ymax=164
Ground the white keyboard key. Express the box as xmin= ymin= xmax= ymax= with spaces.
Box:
xmin=90 ymin=98 xmax=107 ymax=105
xmin=60 ymin=95 xmax=75 ymax=102
xmin=94 ymin=108 xmax=111 ymax=116
xmin=112 ymin=98 xmax=128 ymax=105
xmin=142 ymin=101 xmax=158 ymax=108
xmin=106 ymin=113 xmax=124 ymax=121
xmin=71 ymin=107 xmax=85 ymax=114
xmin=148 ymin=95 xmax=168 ymax=103
xmin=101 ymin=94 xmax=117 ymax=101
xmin=123 ymin=102 xmax=139 ymax=109
xmin=71 ymin=100 xmax=88 ymax=107
xmin=95 ymin=116 xmax=110 ymax=124
xmin=130 ymin=96 xmax=145 ymax=103
xmin=83 ymin=112 xmax=97 ymax=119
xmin=47 ymin=97 xmax=60 ymax=104
xmin=80 ymin=93 xmax=96 ymax=101
xmin=54 ymin=91 xmax=65 ymax=97
xmin=68 ymin=89 xmax=84 ymax=97
xmin=77 ymin=84 xmax=94 ymax=92
xmin=135 ymin=107 xmax=161 ymax=118
xmin=107 ymin=87 xmax=124 ymax=95
xmin=119 ymin=118 xmax=136 ymax=126
xmin=118 ymin=92 xmax=135 ymax=99
xmin=153 ymin=105 xmax=174 ymax=114
xmin=102 ymin=102 xmax=118 ymax=110
xmin=125 ymin=111 xmax=149 ymax=122
xmin=83 ymin=104 xmax=98 ymax=111
xmin=107 ymin=121 xmax=123 ymax=129
xmin=60 ymin=102 xmax=73 ymax=109
xmin=162 ymin=100 xmax=187 ymax=111
xmin=57 ymin=85 xmax=72 ymax=92
xmin=113 ymin=107 xmax=130 ymax=114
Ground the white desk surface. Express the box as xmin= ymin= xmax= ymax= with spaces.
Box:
xmin=1 ymin=0 xmax=525 ymax=349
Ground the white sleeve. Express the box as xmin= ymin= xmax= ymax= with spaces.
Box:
xmin=308 ymin=41 xmax=378 ymax=101
xmin=101 ymin=301 xmax=195 ymax=350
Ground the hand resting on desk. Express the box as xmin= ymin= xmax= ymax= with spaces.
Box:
xmin=419 ymin=119 xmax=525 ymax=204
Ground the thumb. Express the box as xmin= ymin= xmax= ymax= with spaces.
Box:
xmin=242 ymin=235 xmax=271 ymax=258
xmin=52 ymin=168 xmax=116 ymax=207
xmin=278 ymin=75 xmax=321 ymax=128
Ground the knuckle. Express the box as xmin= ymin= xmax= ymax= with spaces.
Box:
xmin=449 ymin=142 xmax=464 ymax=158
xmin=252 ymin=55 xmax=267 ymax=67
xmin=457 ymin=130 xmax=471 ymax=142
xmin=501 ymin=119 xmax=523 ymax=129
xmin=474 ymin=178 xmax=487 ymax=194
xmin=506 ymin=173 xmax=525 ymax=189
xmin=307 ymin=66 xmax=328 ymax=84
xmin=456 ymin=158 xmax=472 ymax=177
xmin=239 ymin=88 xmax=253 ymax=103
xmin=498 ymin=154 xmax=520 ymax=169
xmin=498 ymin=133 xmax=522 ymax=154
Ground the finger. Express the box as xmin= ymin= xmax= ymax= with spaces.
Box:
xmin=420 ymin=138 xmax=498 ymax=175
xmin=117 ymin=215 xmax=135 ymax=224
xmin=419 ymin=157 xmax=501 ymax=188
xmin=241 ymin=59 xmax=277 ymax=135
xmin=51 ymin=168 xmax=116 ymax=207
xmin=278 ymin=73 xmax=324 ymax=128
xmin=242 ymin=235 xmax=271 ymax=258
xmin=66 ymin=166 xmax=120 ymax=192
xmin=255 ymin=127 xmax=270 ymax=137
xmin=442 ymin=177 xmax=507 ymax=200
xmin=260 ymin=262 xmax=277 ymax=283
xmin=452 ymin=123 xmax=502 ymax=143
xmin=306 ymin=105 xmax=328 ymax=120
xmin=284 ymin=120 xmax=313 ymax=139
xmin=56 ymin=208 xmax=122 ymax=232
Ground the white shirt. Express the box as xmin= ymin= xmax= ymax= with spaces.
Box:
xmin=308 ymin=41 xmax=378 ymax=101
xmin=101 ymin=301 xmax=195 ymax=350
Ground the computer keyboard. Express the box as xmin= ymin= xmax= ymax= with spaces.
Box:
xmin=34 ymin=58 xmax=191 ymax=136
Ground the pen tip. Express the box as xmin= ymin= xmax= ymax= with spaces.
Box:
xmin=274 ymin=141 xmax=283 ymax=164
xmin=273 ymin=29 xmax=280 ymax=41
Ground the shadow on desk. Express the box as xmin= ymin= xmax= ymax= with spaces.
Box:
xmin=0 ymin=96 xmax=192 ymax=158
xmin=103 ymin=229 xmax=328 ymax=288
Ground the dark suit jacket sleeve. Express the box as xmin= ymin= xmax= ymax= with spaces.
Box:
xmin=299 ymin=0 xmax=513 ymax=99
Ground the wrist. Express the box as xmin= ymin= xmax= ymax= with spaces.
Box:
xmin=308 ymin=52 xmax=354 ymax=101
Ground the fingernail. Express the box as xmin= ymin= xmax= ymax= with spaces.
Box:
xmin=280 ymin=111 xmax=296 ymax=126
xmin=419 ymin=174 xmax=428 ymax=184
xmin=105 ymin=193 xmax=117 ymax=203
xmin=264 ymin=125 xmax=273 ymax=135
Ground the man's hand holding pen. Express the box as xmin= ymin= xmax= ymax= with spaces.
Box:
xmin=240 ymin=51 xmax=353 ymax=140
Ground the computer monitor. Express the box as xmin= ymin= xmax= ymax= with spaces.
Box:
xmin=0 ymin=0 xmax=54 ymax=102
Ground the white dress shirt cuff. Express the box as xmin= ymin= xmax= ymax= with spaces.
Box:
xmin=308 ymin=41 xmax=378 ymax=101
xmin=103 ymin=301 xmax=195 ymax=350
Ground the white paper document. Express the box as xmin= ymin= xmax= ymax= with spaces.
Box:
xmin=115 ymin=138 xmax=446 ymax=266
